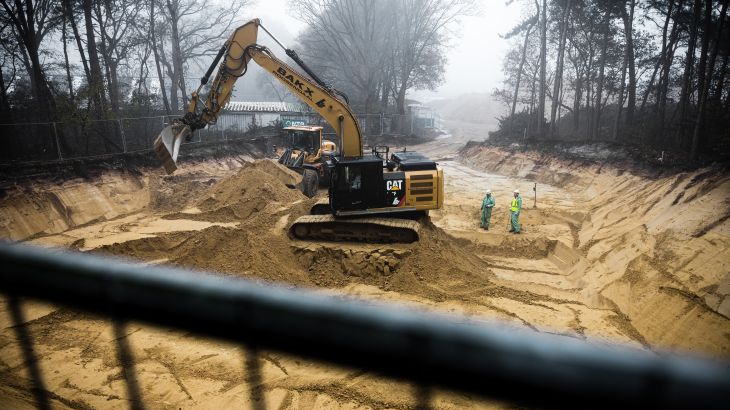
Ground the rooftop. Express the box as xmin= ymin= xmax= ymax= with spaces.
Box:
xmin=224 ymin=101 xmax=299 ymax=112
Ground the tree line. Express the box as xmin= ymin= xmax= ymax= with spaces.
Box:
xmin=0 ymin=0 xmax=251 ymax=126
xmin=493 ymin=0 xmax=730 ymax=161
xmin=292 ymin=0 xmax=474 ymax=115
xmin=1 ymin=0 xmax=473 ymax=130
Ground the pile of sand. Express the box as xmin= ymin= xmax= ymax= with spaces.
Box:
xmin=100 ymin=160 xmax=317 ymax=283
xmin=99 ymin=159 xmax=498 ymax=301
xmin=148 ymin=171 xmax=219 ymax=212
xmin=101 ymin=209 xmax=493 ymax=300
xmin=181 ymin=160 xmax=305 ymax=222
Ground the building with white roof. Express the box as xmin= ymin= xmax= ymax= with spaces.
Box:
xmin=212 ymin=101 xmax=308 ymax=132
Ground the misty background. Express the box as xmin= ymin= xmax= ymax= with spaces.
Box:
xmin=2 ymin=0 xmax=730 ymax=164
xmin=1 ymin=0 xmax=514 ymax=135
xmin=242 ymin=0 xmax=514 ymax=133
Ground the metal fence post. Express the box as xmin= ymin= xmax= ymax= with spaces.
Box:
xmin=119 ymin=119 xmax=127 ymax=153
xmin=52 ymin=122 xmax=63 ymax=161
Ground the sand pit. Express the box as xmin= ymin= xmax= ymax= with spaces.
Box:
xmin=1 ymin=144 xmax=729 ymax=409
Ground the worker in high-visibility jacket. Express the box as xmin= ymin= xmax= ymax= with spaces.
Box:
xmin=480 ymin=189 xmax=495 ymax=230
xmin=510 ymin=189 xmax=522 ymax=233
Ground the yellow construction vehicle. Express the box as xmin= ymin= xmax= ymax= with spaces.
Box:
xmin=153 ymin=19 xmax=443 ymax=242
xmin=278 ymin=125 xmax=336 ymax=197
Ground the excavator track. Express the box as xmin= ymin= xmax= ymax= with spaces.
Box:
xmin=289 ymin=214 xmax=420 ymax=243
xmin=310 ymin=198 xmax=331 ymax=215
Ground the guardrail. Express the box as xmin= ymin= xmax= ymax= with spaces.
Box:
xmin=0 ymin=242 xmax=728 ymax=410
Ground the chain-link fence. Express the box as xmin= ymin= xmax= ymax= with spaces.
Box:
xmin=0 ymin=115 xmax=246 ymax=164
xmin=0 ymin=111 xmax=431 ymax=165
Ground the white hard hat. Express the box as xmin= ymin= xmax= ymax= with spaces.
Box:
xmin=486 ymin=189 xmax=491 ymax=194
xmin=514 ymin=189 xmax=519 ymax=194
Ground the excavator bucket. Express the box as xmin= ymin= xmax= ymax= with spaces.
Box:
xmin=153 ymin=123 xmax=191 ymax=174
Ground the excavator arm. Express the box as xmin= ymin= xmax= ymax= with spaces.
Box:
xmin=154 ymin=19 xmax=362 ymax=174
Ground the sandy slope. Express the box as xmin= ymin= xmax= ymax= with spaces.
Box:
xmin=0 ymin=137 xmax=729 ymax=410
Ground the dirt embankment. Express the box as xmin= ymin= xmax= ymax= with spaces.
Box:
xmin=0 ymin=153 xmax=260 ymax=242
xmin=460 ymin=145 xmax=730 ymax=353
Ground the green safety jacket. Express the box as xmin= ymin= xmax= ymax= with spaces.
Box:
xmin=511 ymin=196 xmax=522 ymax=212
xmin=482 ymin=195 xmax=494 ymax=210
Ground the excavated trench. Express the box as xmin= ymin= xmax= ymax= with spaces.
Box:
xmin=1 ymin=140 xmax=729 ymax=410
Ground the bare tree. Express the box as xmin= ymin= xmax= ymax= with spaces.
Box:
xmin=82 ymin=0 xmax=108 ymax=118
xmin=690 ymin=0 xmax=727 ymax=160
xmin=294 ymin=0 xmax=474 ymax=116
xmin=537 ymin=0 xmax=547 ymax=137
xmin=549 ymin=0 xmax=571 ymax=137
xmin=156 ymin=0 xmax=250 ymax=113
xmin=620 ymin=0 xmax=636 ymax=125
xmin=59 ymin=2 xmax=74 ymax=102
xmin=0 ymin=0 xmax=58 ymax=121
xmin=591 ymin=6 xmax=612 ymax=140
xmin=388 ymin=0 xmax=474 ymax=116
xmin=506 ymin=16 xmax=537 ymax=134
xmin=0 ymin=45 xmax=16 ymax=122
xmin=147 ymin=0 xmax=170 ymax=114
xmin=649 ymin=0 xmax=682 ymax=144
xmin=62 ymin=0 xmax=91 ymax=84
xmin=294 ymin=0 xmax=393 ymax=113
xmin=93 ymin=0 xmax=144 ymax=114
xmin=676 ymin=0 xmax=703 ymax=148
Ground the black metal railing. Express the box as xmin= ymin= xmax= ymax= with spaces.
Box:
xmin=0 ymin=242 xmax=728 ymax=410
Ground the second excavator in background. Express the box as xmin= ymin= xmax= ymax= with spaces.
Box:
xmin=153 ymin=19 xmax=443 ymax=242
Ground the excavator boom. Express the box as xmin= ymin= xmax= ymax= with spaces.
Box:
xmin=153 ymin=19 xmax=361 ymax=174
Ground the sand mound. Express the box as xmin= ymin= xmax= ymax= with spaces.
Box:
xmin=99 ymin=215 xmax=498 ymax=304
xmin=155 ymin=160 xmax=307 ymax=223
xmin=99 ymin=158 xmax=495 ymax=301
xmin=287 ymin=220 xmax=499 ymax=301
xmin=192 ymin=161 xmax=304 ymax=221
xmin=148 ymin=172 xmax=219 ymax=211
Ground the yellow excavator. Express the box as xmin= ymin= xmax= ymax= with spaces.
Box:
xmin=153 ymin=19 xmax=443 ymax=242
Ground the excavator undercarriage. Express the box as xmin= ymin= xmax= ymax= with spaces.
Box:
xmin=289 ymin=198 xmax=425 ymax=243
xmin=290 ymin=214 xmax=421 ymax=243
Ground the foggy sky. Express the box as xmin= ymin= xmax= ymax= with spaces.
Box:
xmin=250 ymin=0 xmax=522 ymax=102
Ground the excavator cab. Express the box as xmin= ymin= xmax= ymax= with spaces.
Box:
xmin=327 ymin=152 xmax=441 ymax=216
xmin=330 ymin=157 xmax=385 ymax=212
